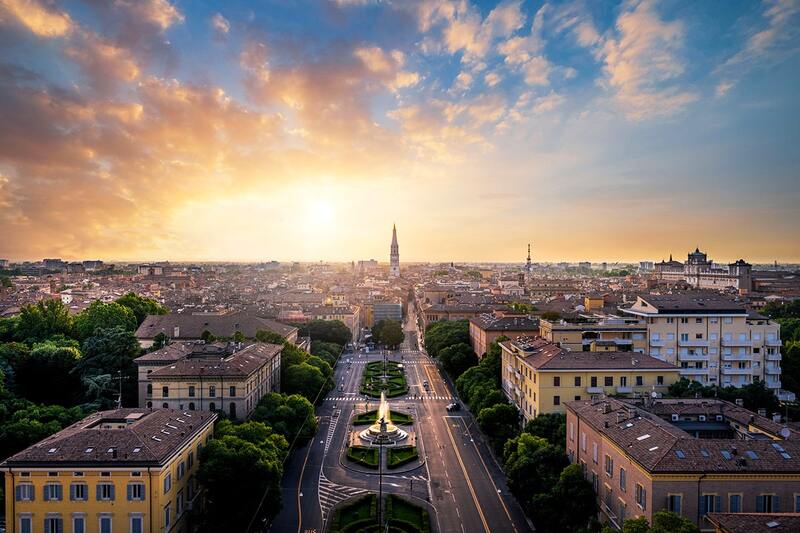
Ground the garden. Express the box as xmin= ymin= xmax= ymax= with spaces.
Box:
xmin=360 ymin=360 xmax=408 ymax=398
xmin=387 ymin=445 xmax=419 ymax=469
xmin=329 ymin=494 xmax=432 ymax=533
xmin=346 ymin=445 xmax=379 ymax=469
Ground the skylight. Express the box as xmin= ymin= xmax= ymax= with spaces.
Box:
xmin=721 ymin=450 xmax=732 ymax=460
xmin=700 ymin=449 xmax=710 ymax=457
xmin=675 ymin=450 xmax=685 ymax=459
xmin=636 ymin=434 xmax=651 ymax=441
xmin=745 ymin=450 xmax=758 ymax=460
xmin=649 ymin=446 xmax=659 ymax=451
xmin=85 ymin=447 xmax=93 ymax=453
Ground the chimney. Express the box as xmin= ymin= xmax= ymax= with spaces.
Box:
xmin=616 ymin=412 xmax=625 ymax=424
xmin=735 ymin=398 xmax=744 ymax=407
xmin=602 ymin=403 xmax=612 ymax=414
xmin=772 ymin=413 xmax=782 ymax=423
xmin=758 ymin=408 xmax=767 ymax=417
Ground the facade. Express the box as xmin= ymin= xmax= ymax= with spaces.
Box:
xmin=500 ymin=337 xmax=679 ymax=423
xmin=420 ymin=303 xmax=510 ymax=331
xmin=565 ymin=397 xmax=800 ymax=531
xmin=1 ymin=408 xmax=216 ymax=533
xmin=389 ymin=224 xmax=400 ymax=278
xmin=135 ymin=341 xmax=281 ymax=420
xmin=539 ymin=317 xmax=648 ymax=353
xmin=373 ymin=302 xmax=403 ymax=324
xmin=134 ymin=311 xmax=298 ymax=348
xmin=468 ymin=311 xmax=539 ymax=358
xmin=655 ymin=249 xmax=753 ymax=292
xmin=622 ymin=293 xmax=782 ymax=391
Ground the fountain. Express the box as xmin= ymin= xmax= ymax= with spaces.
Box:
xmin=359 ymin=391 xmax=407 ymax=445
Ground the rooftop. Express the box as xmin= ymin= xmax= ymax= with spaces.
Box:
xmin=623 ymin=292 xmax=748 ymax=316
xmin=135 ymin=311 xmax=296 ymax=340
xmin=706 ymin=513 xmax=800 ymax=533
xmin=147 ymin=342 xmax=282 ymax=378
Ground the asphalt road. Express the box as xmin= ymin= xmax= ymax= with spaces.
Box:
xmin=269 ymin=309 xmax=533 ymax=533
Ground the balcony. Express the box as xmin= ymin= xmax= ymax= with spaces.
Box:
xmin=722 ymin=352 xmax=752 ymax=362
xmin=766 ymin=338 xmax=782 ymax=347
xmin=766 ymin=352 xmax=782 ymax=361
xmin=767 ymin=380 xmax=782 ymax=390
xmin=721 ymin=367 xmax=752 ymax=375
xmin=765 ymin=365 xmax=781 ymax=375
xmin=679 ymin=367 xmax=709 ymax=375
xmin=678 ymin=339 xmax=710 ymax=347
xmin=586 ymin=386 xmax=604 ymax=394
xmin=722 ymin=338 xmax=753 ymax=347
xmin=616 ymin=386 xmax=633 ymax=394
xmin=649 ymin=338 xmax=666 ymax=347
xmin=603 ymin=338 xmax=633 ymax=346
xmin=679 ymin=352 xmax=709 ymax=362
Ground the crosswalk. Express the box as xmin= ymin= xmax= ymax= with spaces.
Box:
xmin=324 ymin=395 xmax=457 ymax=402
xmin=323 ymin=409 xmax=340 ymax=454
xmin=342 ymin=357 xmax=430 ymax=364
xmin=318 ymin=471 xmax=367 ymax=526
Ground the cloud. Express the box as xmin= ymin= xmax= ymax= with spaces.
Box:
xmin=354 ymin=46 xmax=420 ymax=91
xmin=65 ymin=31 xmax=141 ymax=94
xmin=113 ymin=0 xmax=184 ymax=32
xmin=484 ymin=71 xmax=502 ymax=87
xmin=0 ymin=0 xmax=73 ymax=37
xmin=210 ymin=12 xmax=230 ymax=38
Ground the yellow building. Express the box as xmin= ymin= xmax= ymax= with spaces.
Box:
xmin=539 ymin=317 xmax=648 ymax=353
xmin=622 ymin=293 xmax=782 ymax=393
xmin=2 ymin=408 xmax=216 ymax=533
xmin=500 ymin=337 xmax=680 ymax=422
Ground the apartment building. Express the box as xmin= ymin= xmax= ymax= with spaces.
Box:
xmin=500 ymin=337 xmax=679 ymax=423
xmin=135 ymin=342 xmax=281 ymax=419
xmin=1 ymin=408 xmax=216 ymax=533
xmin=468 ymin=311 xmax=538 ymax=358
xmin=539 ymin=317 xmax=648 ymax=353
xmin=621 ymin=293 xmax=782 ymax=391
xmin=566 ymin=397 xmax=800 ymax=531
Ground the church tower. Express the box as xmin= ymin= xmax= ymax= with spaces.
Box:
xmin=389 ymin=224 xmax=400 ymax=278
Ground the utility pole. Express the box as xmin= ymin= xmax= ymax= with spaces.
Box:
xmin=378 ymin=439 xmax=383 ymax=529
xmin=116 ymin=370 xmax=123 ymax=409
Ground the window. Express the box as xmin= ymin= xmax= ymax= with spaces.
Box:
xmin=680 ymin=333 xmax=689 ymax=342
xmin=590 ymin=376 xmax=597 ymax=387
xmin=20 ymin=516 xmax=32 ymax=533
xmin=164 ymin=503 xmax=172 ymax=528
xmin=619 ymin=468 xmax=626 ymax=492
xmin=99 ymin=516 xmax=112 ymax=533
xmin=146 ymin=384 xmax=152 ymax=395
xmin=189 ymin=402 xmax=195 ymax=410
xmin=209 ymin=402 xmax=216 ymax=411
xmin=604 ymin=376 xmax=613 ymax=386
xmin=44 ymin=517 xmax=62 ymax=533
xmin=229 ymin=386 xmax=236 ymax=396
xmin=72 ymin=515 xmax=86 ymax=533
xmin=667 ymin=494 xmax=682 ymax=515
xmin=701 ymin=494 xmax=720 ymax=516
xmin=553 ymin=395 xmax=560 ymax=406
xmin=70 ymin=483 xmax=87 ymax=501
xmin=667 ymin=318 xmax=674 ymax=324
xmin=574 ymin=376 xmax=581 ymax=386
xmin=188 ymin=385 xmax=195 ymax=397
xmin=569 ymin=422 xmax=574 ymax=441
xmin=162 ymin=386 xmax=169 ymax=398
xmin=177 ymin=489 xmax=184 ymax=515
xmin=574 ymin=395 xmax=581 ymax=401
xmin=635 ymin=376 xmax=643 ymax=386
xmin=635 ymin=483 xmax=646 ymax=510
xmin=724 ymin=317 xmax=733 ymax=324
xmin=604 ymin=455 xmax=613 ymax=477
xmin=696 ymin=318 xmax=703 ymax=324
xmin=128 ymin=483 xmax=145 ymax=501
xmin=795 ymin=494 xmax=800 ymax=513
xmin=620 ymin=376 xmax=628 ymax=387
xmin=43 ymin=482 xmax=63 ymax=501
xmin=756 ymin=494 xmax=780 ymax=513
xmin=16 ymin=484 xmax=34 ymax=501
xmin=581 ymin=432 xmax=586 ymax=451
xmin=730 ymin=494 xmax=742 ymax=513
xmin=188 ymin=451 xmax=194 ymax=469
xmin=553 ymin=376 xmax=560 ymax=387
xmin=131 ymin=516 xmax=143 ymax=533
xmin=164 ymin=473 xmax=172 ymax=493
xmin=657 ymin=376 xmax=664 ymax=385
xmin=178 ymin=461 xmax=186 ymax=480
xmin=592 ymin=442 xmax=598 ymax=463
xmin=209 ymin=385 xmax=216 ymax=397
xmin=97 ymin=483 xmax=115 ymax=501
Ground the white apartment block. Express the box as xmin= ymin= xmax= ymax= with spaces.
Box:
xmin=622 ymin=293 xmax=781 ymax=392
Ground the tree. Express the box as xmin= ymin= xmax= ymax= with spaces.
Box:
xmin=74 ymin=301 xmax=137 ymax=340
xmin=503 ymin=433 xmax=567 ymax=498
xmin=77 ymin=327 xmax=141 ymax=407
xmin=200 ymin=330 xmax=215 ymax=343
xmin=0 ymin=401 xmax=85 ymax=461
xmin=523 ymin=413 xmax=566 ymax=449
xmin=424 ymin=320 xmax=469 ymax=358
xmin=14 ymin=342 xmax=83 ymax=406
xmin=16 ymin=299 xmax=74 ymax=342
xmin=198 ymin=421 xmax=287 ymax=532
xmin=617 ymin=511 xmax=699 ymax=533
xmin=251 ymin=392 xmax=317 ymax=444
xmin=540 ymin=311 xmax=561 ymax=321
xmin=152 ymin=331 xmax=169 ymax=350
xmin=478 ymin=403 xmax=521 ymax=453
xmin=232 ymin=330 xmax=246 ymax=343
xmin=530 ymin=464 xmax=596 ymax=533
xmin=306 ymin=355 xmax=333 ymax=378
xmin=373 ymin=320 xmax=405 ymax=348
xmin=256 ymin=329 xmax=285 ymax=344
xmin=299 ymin=319 xmax=352 ymax=346
xmin=282 ymin=362 xmax=328 ymax=403
xmin=438 ymin=342 xmax=478 ymax=378
xmin=115 ymin=292 xmax=168 ymax=325
xmin=510 ymin=302 xmax=537 ymax=314
xmin=0 ymin=316 xmax=18 ymax=342
xmin=310 ymin=340 xmax=340 ymax=367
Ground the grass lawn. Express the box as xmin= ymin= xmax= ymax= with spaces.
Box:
xmin=330 ymin=494 xmax=431 ymax=533
xmin=346 ymin=446 xmax=379 ymax=469
xmin=353 ymin=410 xmax=413 ymax=426
xmin=386 ymin=495 xmax=432 ymax=533
xmin=329 ymin=494 xmax=377 ymax=533
xmin=361 ymin=361 xmax=408 ymax=398
xmin=387 ymin=446 xmax=419 ymax=468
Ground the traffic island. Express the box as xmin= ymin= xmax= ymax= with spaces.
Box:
xmin=329 ymin=493 xmax=433 ymax=533
xmin=360 ymin=360 xmax=408 ymax=398
xmin=346 ymin=446 xmax=379 ymax=469
xmin=387 ymin=445 xmax=419 ymax=469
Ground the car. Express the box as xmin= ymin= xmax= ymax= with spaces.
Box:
xmin=422 ymin=380 xmax=429 ymax=389
xmin=446 ymin=402 xmax=460 ymax=412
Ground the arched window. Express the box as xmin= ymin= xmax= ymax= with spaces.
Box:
xmin=162 ymin=403 xmax=168 ymax=409
xmin=188 ymin=402 xmax=195 ymax=411
xmin=147 ymin=401 xmax=152 ymax=408
xmin=209 ymin=402 xmax=216 ymax=411
xmin=229 ymin=402 xmax=237 ymax=419
xmin=146 ymin=384 xmax=152 ymax=395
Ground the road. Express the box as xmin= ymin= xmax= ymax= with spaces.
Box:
xmin=270 ymin=306 xmax=533 ymax=533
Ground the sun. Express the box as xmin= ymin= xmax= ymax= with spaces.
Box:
xmin=308 ymin=198 xmax=335 ymax=229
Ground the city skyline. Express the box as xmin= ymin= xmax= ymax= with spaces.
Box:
xmin=1 ymin=0 xmax=799 ymax=263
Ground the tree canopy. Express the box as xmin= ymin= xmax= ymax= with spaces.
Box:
xmin=74 ymin=301 xmax=137 ymax=340
xmin=115 ymin=292 xmax=168 ymax=325
xmin=424 ymin=319 xmax=469 ymax=358
xmin=77 ymin=326 xmax=141 ymax=407
xmin=251 ymin=392 xmax=317 ymax=445
xmin=438 ymin=342 xmax=478 ymax=378
xmin=16 ymin=299 xmax=74 ymax=342
xmin=372 ymin=319 xmax=405 ymax=348
xmin=299 ymin=319 xmax=352 ymax=346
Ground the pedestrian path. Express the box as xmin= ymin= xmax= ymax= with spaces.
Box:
xmin=323 ymin=409 xmax=340 ymax=455
xmin=343 ymin=357 xmax=429 ymax=364
xmin=318 ymin=471 xmax=367 ymax=526
xmin=324 ymin=395 xmax=457 ymax=402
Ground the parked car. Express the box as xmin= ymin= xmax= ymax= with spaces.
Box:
xmin=446 ymin=402 xmax=461 ymax=412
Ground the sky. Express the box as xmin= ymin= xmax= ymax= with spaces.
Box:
xmin=0 ymin=0 xmax=799 ymax=264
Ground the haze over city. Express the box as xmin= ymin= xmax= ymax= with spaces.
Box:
xmin=1 ymin=0 xmax=799 ymax=263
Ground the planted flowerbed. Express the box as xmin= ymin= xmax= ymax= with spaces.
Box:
xmin=387 ymin=446 xmax=419 ymax=469
xmin=346 ymin=446 xmax=379 ymax=468
xmin=352 ymin=410 xmax=413 ymax=426
xmin=360 ymin=360 xmax=408 ymax=398
xmin=330 ymin=493 xmax=431 ymax=533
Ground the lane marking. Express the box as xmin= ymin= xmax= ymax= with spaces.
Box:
xmin=445 ymin=416 xmax=490 ymax=533
xmin=296 ymin=439 xmax=314 ymax=533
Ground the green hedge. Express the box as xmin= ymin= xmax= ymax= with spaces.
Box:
xmin=330 ymin=494 xmax=431 ymax=533
xmin=346 ymin=446 xmax=379 ymax=468
xmin=387 ymin=446 xmax=419 ymax=469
